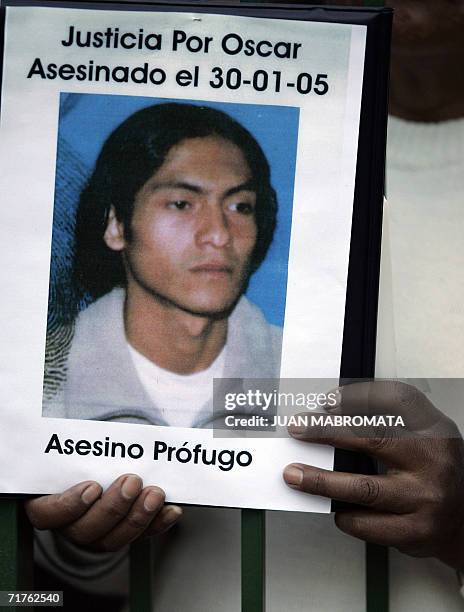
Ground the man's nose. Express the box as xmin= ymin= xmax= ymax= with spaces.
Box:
xmin=196 ymin=204 xmax=231 ymax=248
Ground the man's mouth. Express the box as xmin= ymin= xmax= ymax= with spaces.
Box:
xmin=190 ymin=262 xmax=234 ymax=276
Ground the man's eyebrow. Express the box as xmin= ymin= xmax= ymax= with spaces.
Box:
xmin=225 ymin=180 xmax=256 ymax=197
xmin=148 ymin=179 xmax=257 ymax=196
xmin=150 ymin=181 xmax=203 ymax=194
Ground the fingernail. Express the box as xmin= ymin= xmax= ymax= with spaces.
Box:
xmin=288 ymin=424 xmax=307 ymax=437
xmin=162 ymin=505 xmax=182 ymax=527
xmin=121 ymin=475 xmax=142 ymax=500
xmin=81 ymin=483 xmax=101 ymax=505
xmin=326 ymin=389 xmax=342 ymax=412
xmin=283 ymin=465 xmax=303 ymax=488
xmin=144 ymin=490 xmax=163 ymax=513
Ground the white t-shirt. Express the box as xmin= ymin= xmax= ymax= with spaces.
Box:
xmin=127 ymin=342 xmax=226 ymax=428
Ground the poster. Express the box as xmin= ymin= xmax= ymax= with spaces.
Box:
xmin=0 ymin=2 xmax=367 ymax=512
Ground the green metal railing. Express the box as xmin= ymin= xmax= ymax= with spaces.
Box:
xmin=0 ymin=501 xmax=33 ymax=591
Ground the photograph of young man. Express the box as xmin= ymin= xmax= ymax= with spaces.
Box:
xmin=43 ymin=102 xmax=283 ymax=427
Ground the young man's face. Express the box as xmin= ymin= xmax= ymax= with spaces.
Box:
xmin=108 ymin=135 xmax=258 ymax=316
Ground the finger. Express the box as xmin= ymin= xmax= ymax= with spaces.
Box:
xmin=283 ymin=463 xmax=416 ymax=512
xmin=337 ymin=381 xmax=455 ymax=434
xmin=25 ymin=481 xmax=102 ymax=530
xmin=288 ymin=418 xmax=409 ymax=465
xmin=288 ymin=418 xmax=450 ymax=469
xmin=334 ymin=510 xmax=418 ymax=550
xmin=94 ymin=486 xmax=166 ymax=552
xmin=143 ymin=505 xmax=183 ymax=536
xmin=62 ymin=474 xmax=142 ymax=546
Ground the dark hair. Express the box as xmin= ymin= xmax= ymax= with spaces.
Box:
xmin=75 ymin=102 xmax=277 ymax=298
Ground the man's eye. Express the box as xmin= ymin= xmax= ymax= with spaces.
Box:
xmin=166 ymin=200 xmax=191 ymax=210
xmin=229 ymin=202 xmax=255 ymax=215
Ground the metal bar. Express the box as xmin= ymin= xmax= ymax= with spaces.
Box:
xmin=366 ymin=543 xmax=389 ymax=612
xmin=241 ymin=509 xmax=265 ymax=612
xmin=0 ymin=500 xmax=34 ymax=591
xmin=129 ymin=538 xmax=154 ymax=612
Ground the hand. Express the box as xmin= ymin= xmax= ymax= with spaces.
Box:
xmin=283 ymin=381 xmax=464 ymax=571
xmin=25 ymin=474 xmax=182 ymax=552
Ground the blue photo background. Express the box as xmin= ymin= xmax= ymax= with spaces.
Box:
xmin=53 ymin=93 xmax=299 ymax=327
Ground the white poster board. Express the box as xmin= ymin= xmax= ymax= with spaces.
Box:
xmin=0 ymin=4 xmax=366 ymax=512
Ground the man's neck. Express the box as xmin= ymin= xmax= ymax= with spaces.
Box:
xmin=389 ymin=47 xmax=464 ymax=122
xmin=124 ymin=286 xmax=228 ymax=375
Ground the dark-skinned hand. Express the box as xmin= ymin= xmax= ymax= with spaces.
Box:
xmin=283 ymin=381 xmax=464 ymax=572
xmin=25 ymin=474 xmax=182 ymax=552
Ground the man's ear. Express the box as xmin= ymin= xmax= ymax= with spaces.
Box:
xmin=104 ymin=206 xmax=126 ymax=251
